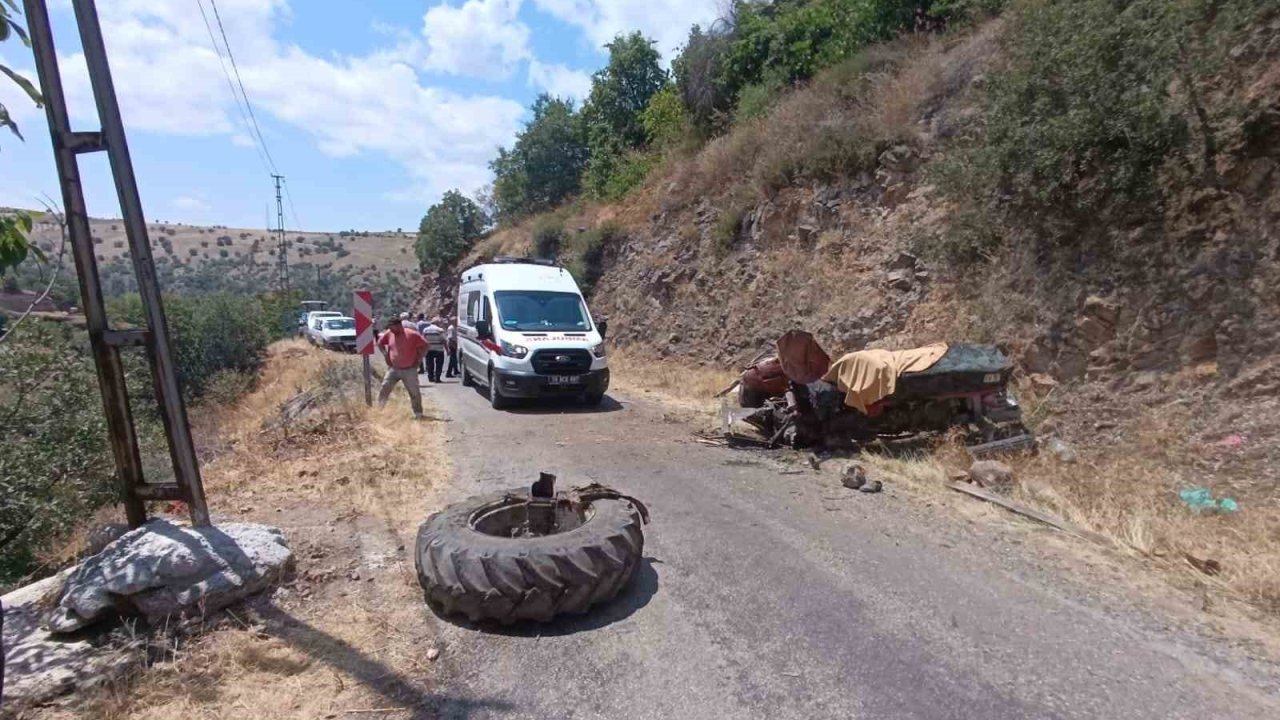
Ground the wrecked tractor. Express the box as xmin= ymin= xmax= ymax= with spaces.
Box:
xmin=415 ymin=474 xmax=649 ymax=624
xmin=737 ymin=332 xmax=1031 ymax=454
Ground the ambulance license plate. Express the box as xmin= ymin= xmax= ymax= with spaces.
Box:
xmin=548 ymin=375 xmax=577 ymax=385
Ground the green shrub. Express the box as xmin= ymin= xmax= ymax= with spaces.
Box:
xmin=713 ymin=204 xmax=746 ymax=254
xmin=110 ymin=292 xmax=273 ymax=400
xmin=935 ymin=0 xmax=1268 ymax=260
xmin=733 ymin=77 xmax=781 ymax=124
xmin=641 ymin=84 xmax=691 ymax=150
xmin=532 ymin=216 xmax=565 ymax=259
xmin=599 ymin=151 xmax=658 ymax=200
xmin=0 ymin=322 xmax=120 ymax=585
xmin=563 ymin=222 xmax=619 ymax=297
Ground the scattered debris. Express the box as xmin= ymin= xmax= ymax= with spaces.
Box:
xmin=426 ymin=647 xmax=442 ymax=662
xmin=1178 ymin=488 xmax=1239 ymax=514
xmin=1028 ymin=373 xmax=1058 ymax=393
xmin=1216 ymin=434 xmax=1244 ymax=449
xmin=841 ymin=464 xmax=867 ymax=490
xmin=806 ymin=452 xmax=822 ymax=470
xmin=1041 ymin=436 xmax=1078 ymax=464
xmin=1184 ymin=553 xmax=1223 ymax=576
xmin=737 ymin=332 xmax=1031 ymax=452
xmin=859 ymin=479 xmax=883 ymax=494
xmin=967 ymin=460 xmax=1014 ymax=490
xmin=49 ymin=519 xmax=294 ymax=634
xmin=949 ymin=482 xmax=1108 ymax=544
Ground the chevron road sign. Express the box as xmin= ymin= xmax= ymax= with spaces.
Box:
xmin=354 ymin=289 xmax=375 ymax=355
xmin=354 ymin=290 xmax=375 ymax=405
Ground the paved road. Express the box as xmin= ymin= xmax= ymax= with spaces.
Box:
xmin=419 ymin=378 xmax=1280 ymax=719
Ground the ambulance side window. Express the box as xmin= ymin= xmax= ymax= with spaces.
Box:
xmin=465 ymin=291 xmax=480 ymax=326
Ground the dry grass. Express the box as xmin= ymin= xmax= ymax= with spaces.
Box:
xmin=38 ymin=340 xmax=452 ymax=719
xmin=609 ymin=347 xmax=739 ymax=419
xmin=662 ymin=28 xmax=996 ymax=208
xmin=17 ymin=212 xmax=416 ymax=273
xmin=849 ymin=397 xmax=1280 ymax=621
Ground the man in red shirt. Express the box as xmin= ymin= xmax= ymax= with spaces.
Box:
xmin=376 ymin=317 xmax=429 ymax=418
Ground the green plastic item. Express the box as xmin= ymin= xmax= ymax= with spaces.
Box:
xmin=1178 ymin=487 xmax=1239 ymax=514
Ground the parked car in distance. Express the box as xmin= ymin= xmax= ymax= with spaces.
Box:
xmin=300 ymin=310 xmax=342 ymax=338
xmin=308 ymin=316 xmax=358 ymax=351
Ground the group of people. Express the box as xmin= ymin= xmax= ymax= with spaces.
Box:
xmin=374 ymin=310 xmax=459 ymax=419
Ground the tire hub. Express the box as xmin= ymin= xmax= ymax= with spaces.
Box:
xmin=468 ymin=473 xmax=650 ymax=538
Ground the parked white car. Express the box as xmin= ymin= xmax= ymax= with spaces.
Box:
xmin=309 ymin=316 xmax=358 ymax=352
xmin=300 ymin=310 xmax=342 ymax=340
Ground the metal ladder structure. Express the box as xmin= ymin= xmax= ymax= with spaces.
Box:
xmin=22 ymin=0 xmax=210 ymax=528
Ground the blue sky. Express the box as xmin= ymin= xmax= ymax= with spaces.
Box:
xmin=0 ymin=0 xmax=719 ymax=231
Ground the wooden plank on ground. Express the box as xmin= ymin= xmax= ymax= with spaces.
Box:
xmin=948 ymin=482 xmax=1109 ymax=545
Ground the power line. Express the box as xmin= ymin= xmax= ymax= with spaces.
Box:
xmin=194 ymin=0 xmax=271 ymax=176
xmin=282 ymin=177 xmax=303 ymax=232
xmin=206 ymin=0 xmax=278 ymax=174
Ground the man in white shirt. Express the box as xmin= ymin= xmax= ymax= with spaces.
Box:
xmin=418 ymin=315 xmax=446 ymax=382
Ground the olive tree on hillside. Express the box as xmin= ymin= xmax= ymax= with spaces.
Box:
xmin=490 ymin=94 xmax=589 ymax=224
xmin=415 ymin=190 xmax=486 ymax=271
xmin=582 ymin=32 xmax=667 ymax=197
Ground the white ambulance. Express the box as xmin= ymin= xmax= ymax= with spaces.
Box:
xmin=457 ymin=257 xmax=609 ymax=409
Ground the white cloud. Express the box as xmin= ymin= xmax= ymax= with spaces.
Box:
xmin=527 ymin=59 xmax=591 ymax=103
xmin=531 ymin=0 xmax=720 ymax=62
xmin=249 ymin=46 xmax=523 ymax=197
xmin=173 ymin=195 xmax=212 ymax=213
xmin=421 ymin=0 xmax=530 ymax=80
xmin=40 ymin=0 xmax=524 ymax=205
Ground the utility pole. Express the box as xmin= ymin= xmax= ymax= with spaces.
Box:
xmin=23 ymin=0 xmax=210 ymax=527
xmin=272 ymin=174 xmax=289 ymax=292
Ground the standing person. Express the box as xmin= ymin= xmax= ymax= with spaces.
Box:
xmin=420 ymin=316 xmax=446 ymax=383
xmin=444 ymin=318 xmax=459 ymax=378
xmin=415 ymin=313 xmax=430 ymax=374
xmin=377 ymin=317 xmax=428 ymax=418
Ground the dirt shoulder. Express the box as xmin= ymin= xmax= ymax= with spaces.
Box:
xmin=31 ymin=343 xmax=458 ymax=719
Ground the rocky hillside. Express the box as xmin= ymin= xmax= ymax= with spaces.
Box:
xmin=416 ymin=3 xmax=1280 ymax=612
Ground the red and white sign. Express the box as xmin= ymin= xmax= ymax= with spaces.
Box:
xmin=353 ymin=290 xmax=374 ymax=355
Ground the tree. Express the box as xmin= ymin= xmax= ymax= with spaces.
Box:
xmin=0 ymin=212 xmax=40 ymax=275
xmin=673 ymin=22 xmax=736 ymax=135
xmin=1 ymin=3 xmax=44 ymax=278
xmin=415 ymin=190 xmax=486 ymax=271
xmin=582 ymin=32 xmax=667 ymax=197
xmin=641 ymin=84 xmax=690 ymax=149
xmin=1 ymin=1 xmax=42 ymax=143
xmin=489 ymin=94 xmax=588 ymax=224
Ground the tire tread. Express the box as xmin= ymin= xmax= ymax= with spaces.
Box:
xmin=416 ymin=490 xmax=644 ymax=623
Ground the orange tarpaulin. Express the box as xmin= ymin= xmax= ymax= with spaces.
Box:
xmin=822 ymin=343 xmax=949 ymax=413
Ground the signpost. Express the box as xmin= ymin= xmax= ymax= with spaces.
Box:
xmin=354 ymin=290 xmax=374 ymax=406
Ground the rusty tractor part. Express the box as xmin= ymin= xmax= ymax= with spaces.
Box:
xmin=739 ymin=356 xmax=789 ymax=408
xmin=740 ymin=334 xmax=1032 ymax=452
xmin=415 ymin=474 xmax=649 ymax=624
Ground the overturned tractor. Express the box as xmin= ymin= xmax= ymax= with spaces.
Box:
xmin=736 ymin=331 xmax=1031 ymax=454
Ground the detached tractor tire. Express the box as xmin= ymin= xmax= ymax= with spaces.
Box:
xmin=415 ymin=488 xmax=646 ymax=624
